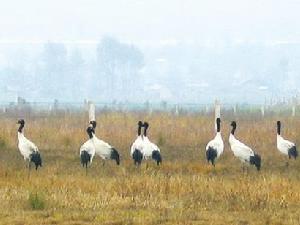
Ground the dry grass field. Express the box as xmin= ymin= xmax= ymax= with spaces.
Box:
xmin=0 ymin=111 xmax=300 ymax=224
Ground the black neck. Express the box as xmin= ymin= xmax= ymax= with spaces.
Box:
xmin=216 ymin=121 xmax=220 ymax=132
xmin=90 ymin=121 xmax=96 ymax=129
xmin=231 ymin=126 xmax=236 ymax=135
xmin=18 ymin=124 xmax=24 ymax=133
xmin=88 ymin=131 xmax=93 ymax=139
xmin=144 ymin=126 xmax=148 ymax=136
xmin=138 ymin=125 xmax=142 ymax=136
xmin=277 ymin=123 xmax=281 ymax=135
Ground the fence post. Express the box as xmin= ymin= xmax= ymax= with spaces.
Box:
xmin=292 ymin=105 xmax=296 ymax=117
xmin=233 ymin=104 xmax=237 ymax=116
xmin=261 ymin=105 xmax=265 ymax=117
xmin=53 ymin=99 xmax=59 ymax=115
xmin=205 ymin=105 xmax=209 ymax=115
xmin=88 ymin=101 xmax=95 ymax=122
xmin=175 ymin=104 xmax=179 ymax=116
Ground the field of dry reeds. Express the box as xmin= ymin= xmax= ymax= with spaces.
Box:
xmin=0 ymin=111 xmax=300 ymax=225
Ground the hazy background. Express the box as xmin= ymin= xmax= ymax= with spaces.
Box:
xmin=1 ymin=0 xmax=300 ymax=104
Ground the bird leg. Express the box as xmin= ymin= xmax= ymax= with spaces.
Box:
xmin=135 ymin=161 xmax=141 ymax=168
xmin=242 ymin=164 xmax=245 ymax=173
xmin=285 ymin=161 xmax=289 ymax=168
xmin=28 ymin=161 xmax=31 ymax=178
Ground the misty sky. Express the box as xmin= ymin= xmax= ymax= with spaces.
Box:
xmin=1 ymin=0 xmax=300 ymax=104
xmin=1 ymin=0 xmax=300 ymax=45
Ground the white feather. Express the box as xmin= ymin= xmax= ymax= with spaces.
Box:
xmin=130 ymin=135 xmax=144 ymax=156
xmin=88 ymin=102 xmax=95 ymax=122
xmin=142 ymin=136 xmax=160 ymax=159
xmin=277 ymin=135 xmax=295 ymax=155
xmin=18 ymin=132 xmax=39 ymax=161
xmin=229 ymin=134 xmax=254 ymax=163
xmin=79 ymin=139 xmax=96 ymax=163
xmin=92 ymin=134 xmax=113 ymax=160
xmin=205 ymin=132 xmax=224 ymax=158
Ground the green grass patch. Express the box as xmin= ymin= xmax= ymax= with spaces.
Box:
xmin=28 ymin=192 xmax=46 ymax=210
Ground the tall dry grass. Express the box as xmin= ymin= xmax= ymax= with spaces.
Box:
xmin=0 ymin=112 xmax=300 ymax=224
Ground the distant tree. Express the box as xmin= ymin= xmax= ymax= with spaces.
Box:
xmin=67 ymin=48 xmax=85 ymax=99
xmin=96 ymin=36 xmax=144 ymax=101
xmin=69 ymin=48 xmax=84 ymax=69
xmin=39 ymin=42 xmax=68 ymax=99
xmin=42 ymin=42 xmax=67 ymax=73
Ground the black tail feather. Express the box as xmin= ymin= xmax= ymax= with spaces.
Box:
xmin=288 ymin=146 xmax=298 ymax=159
xmin=80 ymin=151 xmax=91 ymax=168
xmin=152 ymin=150 xmax=162 ymax=165
xmin=110 ymin=148 xmax=120 ymax=165
xmin=132 ymin=149 xmax=143 ymax=165
xmin=30 ymin=152 xmax=42 ymax=170
xmin=206 ymin=147 xmax=217 ymax=166
xmin=250 ymin=153 xmax=261 ymax=171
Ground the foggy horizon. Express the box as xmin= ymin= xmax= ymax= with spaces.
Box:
xmin=1 ymin=0 xmax=300 ymax=104
xmin=1 ymin=0 xmax=300 ymax=42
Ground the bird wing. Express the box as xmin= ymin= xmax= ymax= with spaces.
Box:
xmin=277 ymin=136 xmax=295 ymax=154
xmin=150 ymin=142 xmax=160 ymax=152
xmin=281 ymin=138 xmax=295 ymax=148
xmin=231 ymin=143 xmax=254 ymax=162
xmin=206 ymin=139 xmax=220 ymax=150
xmin=26 ymin=136 xmax=38 ymax=149
xmin=93 ymin=136 xmax=113 ymax=159
xmin=18 ymin=136 xmax=39 ymax=159
xmin=206 ymin=139 xmax=223 ymax=156
xmin=80 ymin=139 xmax=96 ymax=156
xmin=22 ymin=137 xmax=38 ymax=152
xmin=142 ymin=137 xmax=160 ymax=157
xmin=130 ymin=136 xmax=144 ymax=155
xmin=206 ymin=133 xmax=224 ymax=155
xmin=142 ymin=143 xmax=154 ymax=157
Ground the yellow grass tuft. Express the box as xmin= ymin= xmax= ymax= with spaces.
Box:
xmin=0 ymin=112 xmax=299 ymax=224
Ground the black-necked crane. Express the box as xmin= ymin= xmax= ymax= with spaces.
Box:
xmin=80 ymin=126 xmax=96 ymax=174
xmin=276 ymin=121 xmax=298 ymax=166
xmin=205 ymin=118 xmax=224 ymax=166
xmin=89 ymin=121 xmax=120 ymax=165
xmin=142 ymin=122 xmax=162 ymax=165
xmin=130 ymin=121 xmax=144 ymax=165
xmin=17 ymin=119 xmax=42 ymax=172
xmin=229 ymin=121 xmax=261 ymax=171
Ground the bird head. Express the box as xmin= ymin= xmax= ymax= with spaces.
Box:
xmin=89 ymin=120 xmax=97 ymax=129
xmin=17 ymin=119 xmax=25 ymax=126
xmin=86 ymin=126 xmax=94 ymax=138
xmin=143 ymin=122 xmax=149 ymax=129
